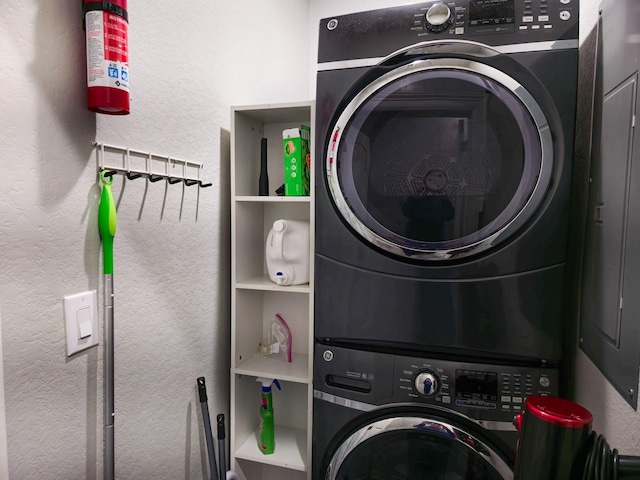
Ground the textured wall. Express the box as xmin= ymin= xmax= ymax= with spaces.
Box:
xmin=307 ymin=0 xmax=640 ymax=457
xmin=0 ymin=1 xmax=309 ymax=479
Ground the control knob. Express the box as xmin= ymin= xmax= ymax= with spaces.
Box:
xmin=425 ymin=4 xmax=453 ymax=33
xmin=414 ymin=370 xmax=440 ymax=397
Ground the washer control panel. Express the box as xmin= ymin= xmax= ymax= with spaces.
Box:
xmin=315 ymin=344 xmax=560 ymax=424
xmin=396 ymin=356 xmax=558 ymax=421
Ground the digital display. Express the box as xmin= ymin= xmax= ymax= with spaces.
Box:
xmin=469 ymin=0 xmax=515 ymax=26
xmin=455 ymin=370 xmax=498 ymax=408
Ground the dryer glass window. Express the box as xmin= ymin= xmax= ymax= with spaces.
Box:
xmin=336 ymin=69 xmax=542 ymax=253
xmin=333 ymin=428 xmax=506 ymax=479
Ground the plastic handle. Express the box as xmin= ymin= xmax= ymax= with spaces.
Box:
xmin=259 ymin=138 xmax=269 ymax=196
xmin=197 ymin=377 xmax=208 ymax=402
xmin=98 ymin=171 xmax=117 ymax=274
xmin=271 ymin=220 xmax=286 ymax=261
xmin=217 ymin=414 xmax=225 ymax=439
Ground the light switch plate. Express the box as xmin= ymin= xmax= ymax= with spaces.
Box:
xmin=64 ymin=291 xmax=98 ymax=356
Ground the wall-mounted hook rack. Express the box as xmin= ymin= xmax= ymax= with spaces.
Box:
xmin=93 ymin=141 xmax=213 ymax=188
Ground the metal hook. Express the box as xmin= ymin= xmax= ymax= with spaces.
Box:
xmin=103 ymin=170 xmax=118 ymax=178
xmin=148 ymin=174 xmax=164 ymax=183
xmin=185 ymin=179 xmax=199 ymax=187
xmin=100 ymin=170 xmax=115 ymax=185
xmin=200 ymin=181 xmax=213 ymax=188
xmin=168 ymin=177 xmax=182 ymax=184
xmin=126 ymin=171 xmax=142 ymax=180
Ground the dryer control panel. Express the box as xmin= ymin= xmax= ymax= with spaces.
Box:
xmin=315 ymin=344 xmax=560 ymax=424
xmin=418 ymin=0 xmax=579 ymax=38
xmin=318 ymin=0 xmax=579 ymax=64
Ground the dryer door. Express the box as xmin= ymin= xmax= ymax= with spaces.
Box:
xmin=326 ymin=44 xmax=553 ymax=261
xmin=322 ymin=410 xmax=513 ymax=480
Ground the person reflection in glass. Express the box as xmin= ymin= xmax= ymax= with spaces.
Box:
xmin=402 ymin=169 xmax=455 ymax=242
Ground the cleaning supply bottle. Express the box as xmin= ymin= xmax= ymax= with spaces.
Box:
xmin=256 ymin=377 xmax=281 ymax=454
xmin=265 ymin=219 xmax=310 ymax=286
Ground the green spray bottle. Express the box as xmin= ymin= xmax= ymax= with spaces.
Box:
xmin=256 ymin=377 xmax=281 ymax=454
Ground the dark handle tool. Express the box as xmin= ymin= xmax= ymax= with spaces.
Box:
xmin=259 ymin=138 xmax=269 ymax=196
xmin=197 ymin=377 xmax=219 ymax=480
xmin=217 ymin=414 xmax=227 ymax=480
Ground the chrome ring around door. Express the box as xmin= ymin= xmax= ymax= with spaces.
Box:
xmin=325 ymin=415 xmax=513 ymax=480
xmin=326 ymin=54 xmax=554 ymax=261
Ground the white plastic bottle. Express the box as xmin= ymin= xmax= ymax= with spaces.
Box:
xmin=265 ymin=219 xmax=310 ymax=285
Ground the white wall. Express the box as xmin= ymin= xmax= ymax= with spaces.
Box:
xmin=307 ymin=0 xmax=640 ymax=457
xmin=0 ymin=1 xmax=309 ymax=479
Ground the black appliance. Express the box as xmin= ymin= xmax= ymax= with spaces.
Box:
xmin=313 ymin=344 xmax=559 ymax=480
xmin=315 ymin=0 xmax=579 ymax=363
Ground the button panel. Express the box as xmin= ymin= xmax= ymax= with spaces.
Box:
xmin=392 ymin=354 xmax=559 ymax=422
xmin=408 ymin=0 xmax=577 ymax=39
xmin=316 ymin=346 xmax=563 ymax=429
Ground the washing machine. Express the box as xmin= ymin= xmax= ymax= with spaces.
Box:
xmin=315 ymin=1 xmax=579 ymax=363
xmin=312 ymin=344 xmax=559 ymax=479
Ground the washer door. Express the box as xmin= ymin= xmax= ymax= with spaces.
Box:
xmin=324 ymin=413 xmax=513 ymax=480
xmin=326 ymin=42 xmax=553 ymax=261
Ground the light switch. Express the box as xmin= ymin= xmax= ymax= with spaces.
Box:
xmin=77 ymin=307 xmax=92 ymax=339
xmin=64 ymin=291 xmax=98 ymax=356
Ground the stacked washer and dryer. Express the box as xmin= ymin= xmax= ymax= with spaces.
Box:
xmin=313 ymin=1 xmax=579 ymax=479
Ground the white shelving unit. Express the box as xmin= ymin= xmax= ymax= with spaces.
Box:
xmin=230 ymin=101 xmax=315 ymax=480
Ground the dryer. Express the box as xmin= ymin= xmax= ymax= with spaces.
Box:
xmin=312 ymin=344 xmax=559 ymax=479
xmin=315 ymin=1 xmax=579 ymax=363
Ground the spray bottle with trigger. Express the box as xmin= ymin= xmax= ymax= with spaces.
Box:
xmin=256 ymin=378 xmax=281 ymax=454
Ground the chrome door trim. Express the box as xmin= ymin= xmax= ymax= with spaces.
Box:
xmin=325 ymin=54 xmax=554 ymax=261
xmin=317 ymin=39 xmax=579 ymax=72
xmin=325 ymin=415 xmax=513 ymax=480
xmin=314 ymin=389 xmax=376 ymax=412
xmin=314 ymin=390 xmax=517 ymax=432
xmin=318 ymin=57 xmax=385 ymax=72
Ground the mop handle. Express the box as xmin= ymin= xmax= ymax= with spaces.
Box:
xmin=217 ymin=414 xmax=226 ymax=480
xmin=99 ymin=171 xmax=117 ymax=480
xmin=198 ymin=377 xmax=219 ymax=480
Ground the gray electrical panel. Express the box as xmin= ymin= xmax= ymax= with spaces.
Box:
xmin=581 ymin=0 xmax=640 ymax=409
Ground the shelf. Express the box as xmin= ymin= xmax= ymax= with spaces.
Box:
xmin=236 ymin=275 xmax=310 ymax=293
xmin=235 ymin=353 xmax=310 ymax=384
xmin=233 ymin=102 xmax=313 ymax=124
xmin=236 ymin=196 xmax=311 ymax=203
xmin=231 ymin=101 xmax=315 ymax=480
xmin=235 ymin=426 xmax=308 ymax=472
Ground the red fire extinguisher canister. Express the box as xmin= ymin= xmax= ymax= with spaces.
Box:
xmin=83 ymin=0 xmax=130 ymax=115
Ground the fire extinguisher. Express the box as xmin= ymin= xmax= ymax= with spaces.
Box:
xmin=82 ymin=0 xmax=130 ymax=115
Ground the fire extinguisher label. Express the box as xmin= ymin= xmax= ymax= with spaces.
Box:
xmin=86 ymin=11 xmax=129 ymax=91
